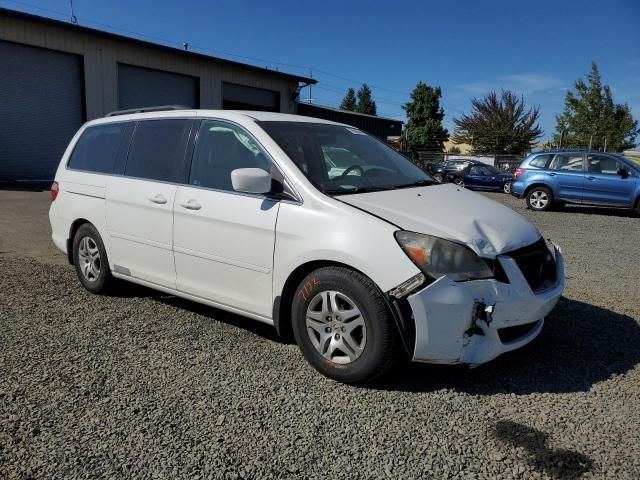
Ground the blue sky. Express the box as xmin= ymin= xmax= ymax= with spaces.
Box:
xmin=3 ymin=0 xmax=639 ymax=140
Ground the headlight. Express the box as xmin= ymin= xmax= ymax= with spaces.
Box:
xmin=395 ymin=231 xmax=494 ymax=281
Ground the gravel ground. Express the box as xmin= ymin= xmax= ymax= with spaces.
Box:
xmin=1 ymin=191 xmax=639 ymax=479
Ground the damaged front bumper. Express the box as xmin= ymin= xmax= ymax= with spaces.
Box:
xmin=404 ymin=245 xmax=564 ymax=366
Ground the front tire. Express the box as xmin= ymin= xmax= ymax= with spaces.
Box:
xmin=291 ymin=267 xmax=401 ymax=384
xmin=433 ymin=173 xmax=443 ymax=183
xmin=526 ymin=186 xmax=553 ymax=211
xmin=72 ymin=223 xmax=113 ymax=294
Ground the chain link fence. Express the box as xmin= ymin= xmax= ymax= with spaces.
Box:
xmin=404 ymin=148 xmax=524 ymax=173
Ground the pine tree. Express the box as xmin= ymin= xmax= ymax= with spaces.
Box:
xmin=402 ymin=82 xmax=449 ymax=151
xmin=554 ymin=62 xmax=638 ymax=151
xmin=355 ymin=84 xmax=377 ymax=116
xmin=453 ymin=90 xmax=543 ymax=154
xmin=339 ymin=88 xmax=357 ymax=111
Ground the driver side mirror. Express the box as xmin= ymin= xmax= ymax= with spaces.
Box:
xmin=618 ymin=168 xmax=629 ymax=179
xmin=231 ymin=168 xmax=272 ymax=194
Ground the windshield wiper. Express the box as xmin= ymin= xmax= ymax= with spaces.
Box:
xmin=324 ymin=186 xmax=392 ymax=195
xmin=392 ymin=179 xmax=438 ymax=189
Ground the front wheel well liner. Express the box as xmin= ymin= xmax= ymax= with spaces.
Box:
xmin=67 ymin=218 xmax=91 ymax=265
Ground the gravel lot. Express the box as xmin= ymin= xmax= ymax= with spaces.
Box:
xmin=1 ymin=190 xmax=639 ymax=479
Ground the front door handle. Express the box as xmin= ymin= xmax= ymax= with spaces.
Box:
xmin=586 ymin=176 xmax=596 ymax=181
xmin=548 ymin=172 xmax=557 ymax=176
xmin=180 ymin=199 xmax=202 ymax=210
xmin=148 ymin=194 xmax=167 ymax=204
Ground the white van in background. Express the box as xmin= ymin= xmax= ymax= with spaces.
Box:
xmin=49 ymin=107 xmax=564 ymax=383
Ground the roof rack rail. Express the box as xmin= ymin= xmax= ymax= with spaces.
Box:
xmin=106 ymin=105 xmax=190 ymax=117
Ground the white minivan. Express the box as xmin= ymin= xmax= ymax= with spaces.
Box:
xmin=49 ymin=107 xmax=564 ymax=383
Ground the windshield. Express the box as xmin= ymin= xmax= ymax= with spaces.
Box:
xmin=258 ymin=121 xmax=434 ymax=194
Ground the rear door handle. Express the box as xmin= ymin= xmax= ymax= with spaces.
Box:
xmin=586 ymin=176 xmax=596 ymax=181
xmin=548 ymin=172 xmax=557 ymax=176
xmin=180 ymin=199 xmax=202 ymax=210
xmin=148 ymin=194 xmax=167 ymax=204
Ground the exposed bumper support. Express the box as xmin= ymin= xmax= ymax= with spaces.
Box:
xmin=406 ymin=245 xmax=564 ymax=366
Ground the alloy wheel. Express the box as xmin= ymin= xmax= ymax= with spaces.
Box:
xmin=529 ymin=190 xmax=549 ymax=209
xmin=78 ymin=236 xmax=101 ymax=282
xmin=305 ymin=290 xmax=366 ymax=364
xmin=503 ymin=182 xmax=512 ymax=194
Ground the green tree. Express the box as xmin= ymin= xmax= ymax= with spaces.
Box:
xmin=355 ymin=84 xmax=377 ymax=116
xmin=453 ymin=90 xmax=543 ymax=154
xmin=402 ymin=82 xmax=449 ymax=151
xmin=339 ymin=88 xmax=357 ymax=111
xmin=554 ymin=62 xmax=638 ymax=151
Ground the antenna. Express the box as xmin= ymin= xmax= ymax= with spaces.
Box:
xmin=69 ymin=0 xmax=78 ymax=24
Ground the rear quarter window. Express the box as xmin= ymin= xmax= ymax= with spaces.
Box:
xmin=528 ymin=154 xmax=553 ymax=169
xmin=67 ymin=123 xmax=127 ymax=173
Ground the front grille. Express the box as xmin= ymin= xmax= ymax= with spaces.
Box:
xmin=508 ymin=238 xmax=556 ymax=291
xmin=498 ymin=321 xmax=539 ymax=343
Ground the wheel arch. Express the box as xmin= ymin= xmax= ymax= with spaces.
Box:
xmin=67 ymin=218 xmax=91 ymax=265
xmin=523 ymin=182 xmax=553 ymax=198
xmin=272 ymin=259 xmax=415 ymax=356
xmin=273 ymin=260 xmax=368 ymax=339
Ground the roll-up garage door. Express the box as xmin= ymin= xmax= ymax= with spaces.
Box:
xmin=118 ymin=64 xmax=199 ymax=110
xmin=222 ymin=82 xmax=280 ymax=112
xmin=0 ymin=41 xmax=85 ymax=183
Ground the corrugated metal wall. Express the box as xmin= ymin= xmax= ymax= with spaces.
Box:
xmin=297 ymin=103 xmax=402 ymax=140
xmin=0 ymin=40 xmax=85 ymax=182
xmin=118 ymin=63 xmax=199 ymax=110
xmin=0 ymin=9 xmax=302 ymax=181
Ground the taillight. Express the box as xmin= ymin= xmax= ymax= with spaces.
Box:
xmin=51 ymin=181 xmax=59 ymax=201
xmin=513 ymin=168 xmax=526 ymax=179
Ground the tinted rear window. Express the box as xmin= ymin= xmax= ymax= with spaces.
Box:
xmin=67 ymin=123 xmax=127 ymax=173
xmin=528 ymin=154 xmax=553 ymax=168
xmin=125 ymin=120 xmax=190 ymax=182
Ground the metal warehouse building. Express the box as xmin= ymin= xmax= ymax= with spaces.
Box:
xmin=0 ymin=8 xmax=316 ymax=183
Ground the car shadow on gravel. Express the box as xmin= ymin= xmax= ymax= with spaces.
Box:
xmin=558 ymin=205 xmax=637 ymax=218
xmin=493 ymin=420 xmax=593 ymax=479
xmin=372 ymin=297 xmax=640 ymax=394
xmin=107 ymin=281 xmax=285 ymax=342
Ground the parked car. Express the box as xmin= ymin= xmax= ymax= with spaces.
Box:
xmin=427 ymin=159 xmax=470 ymax=182
xmin=49 ymin=107 xmax=564 ymax=384
xmin=445 ymin=162 xmax=514 ymax=193
xmin=512 ymin=150 xmax=640 ymax=213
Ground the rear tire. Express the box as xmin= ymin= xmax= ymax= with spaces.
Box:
xmin=526 ymin=186 xmax=553 ymax=211
xmin=291 ymin=267 xmax=401 ymax=384
xmin=72 ymin=223 xmax=113 ymax=294
xmin=433 ymin=173 xmax=443 ymax=183
xmin=503 ymin=181 xmax=512 ymax=194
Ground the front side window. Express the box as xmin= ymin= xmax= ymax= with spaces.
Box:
xmin=67 ymin=123 xmax=127 ymax=173
xmin=125 ymin=119 xmax=191 ymax=182
xmin=549 ymin=154 xmax=583 ymax=172
xmin=258 ymin=121 xmax=433 ymax=194
xmin=587 ymin=154 xmax=624 ymax=175
xmin=189 ymin=120 xmax=271 ymax=191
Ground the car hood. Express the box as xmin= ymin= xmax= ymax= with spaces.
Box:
xmin=338 ymin=184 xmax=540 ymax=257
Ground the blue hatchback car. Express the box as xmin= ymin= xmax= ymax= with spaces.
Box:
xmin=512 ymin=150 xmax=640 ymax=214
xmin=445 ymin=161 xmax=514 ymax=193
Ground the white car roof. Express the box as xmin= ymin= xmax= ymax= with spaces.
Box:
xmin=86 ymin=109 xmax=347 ymax=127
